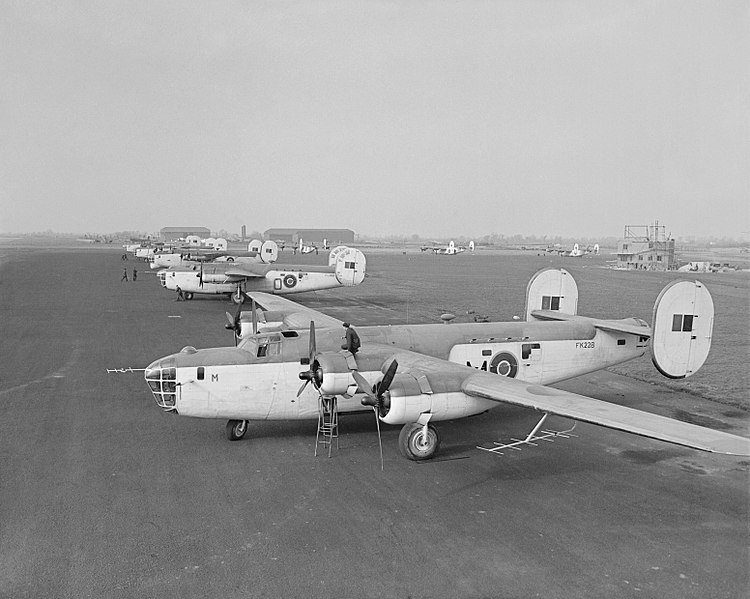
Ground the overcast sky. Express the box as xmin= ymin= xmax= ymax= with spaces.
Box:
xmin=1 ymin=1 xmax=748 ymax=239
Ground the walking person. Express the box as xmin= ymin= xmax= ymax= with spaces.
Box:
xmin=120 ymin=267 xmax=128 ymax=282
xmin=175 ymin=286 xmax=185 ymax=301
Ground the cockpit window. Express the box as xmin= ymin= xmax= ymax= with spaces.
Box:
xmin=237 ymin=335 xmax=282 ymax=359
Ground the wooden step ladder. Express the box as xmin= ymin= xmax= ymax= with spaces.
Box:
xmin=315 ymin=395 xmax=339 ymax=457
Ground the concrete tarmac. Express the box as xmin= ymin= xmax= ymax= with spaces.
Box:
xmin=0 ymin=247 xmax=748 ymax=599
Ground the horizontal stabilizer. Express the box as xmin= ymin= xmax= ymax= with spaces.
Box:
xmin=530 ymin=310 xmax=652 ymax=337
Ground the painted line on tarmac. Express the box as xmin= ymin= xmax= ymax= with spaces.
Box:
xmin=0 ymin=348 xmax=80 ymax=396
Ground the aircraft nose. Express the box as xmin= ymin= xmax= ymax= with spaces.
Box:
xmin=144 ymin=357 xmax=177 ymax=411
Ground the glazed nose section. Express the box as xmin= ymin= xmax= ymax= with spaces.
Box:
xmin=144 ymin=357 xmax=177 ymax=411
xmin=157 ymin=271 xmax=168 ymax=287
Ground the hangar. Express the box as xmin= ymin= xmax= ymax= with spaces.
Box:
xmin=263 ymin=228 xmax=355 ymax=245
xmin=160 ymin=227 xmax=211 ymax=242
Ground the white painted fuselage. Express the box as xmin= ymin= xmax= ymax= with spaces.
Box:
xmin=145 ymin=319 xmax=649 ymax=423
xmin=158 ymin=267 xmax=348 ymax=296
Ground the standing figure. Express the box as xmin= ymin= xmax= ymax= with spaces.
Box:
xmin=132 ymin=268 xmax=137 ymax=282
xmin=175 ymin=286 xmax=185 ymax=301
xmin=341 ymin=322 xmax=361 ymax=355
xmin=121 ymin=267 xmax=128 ymax=282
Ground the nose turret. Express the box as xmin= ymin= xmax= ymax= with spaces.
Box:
xmin=144 ymin=356 xmax=177 ymax=410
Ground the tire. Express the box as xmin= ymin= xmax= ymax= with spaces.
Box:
xmin=226 ymin=419 xmax=248 ymax=441
xmin=231 ymin=289 xmax=245 ymax=304
xmin=398 ymin=422 xmax=441 ymax=461
xmin=184 ymin=292 xmax=194 ymax=301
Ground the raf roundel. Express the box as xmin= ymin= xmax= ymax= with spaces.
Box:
xmin=489 ymin=352 xmax=518 ymax=377
xmin=283 ymin=274 xmax=297 ymax=288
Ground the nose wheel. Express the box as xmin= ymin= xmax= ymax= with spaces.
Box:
xmin=226 ymin=419 xmax=249 ymax=441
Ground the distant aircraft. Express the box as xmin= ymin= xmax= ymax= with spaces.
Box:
xmin=143 ymin=267 xmax=749 ymax=462
xmin=158 ymin=246 xmax=366 ymax=302
xmin=421 ymin=240 xmax=475 ymax=255
xmin=543 ymin=243 xmax=599 ymax=256
xmin=567 ymin=243 xmax=600 ymax=257
xmin=296 ymin=239 xmax=318 ymax=255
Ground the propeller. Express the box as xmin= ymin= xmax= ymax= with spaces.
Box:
xmin=199 ymin=261 xmax=204 ymax=288
xmin=297 ymin=321 xmax=319 ymax=396
xmin=352 ymin=359 xmax=398 ymax=471
xmin=224 ymin=293 xmax=255 ymax=345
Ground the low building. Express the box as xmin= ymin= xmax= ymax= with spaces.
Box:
xmin=616 ymin=223 xmax=676 ymax=270
xmin=160 ymin=227 xmax=211 ymax=242
xmin=263 ymin=228 xmax=355 ymax=245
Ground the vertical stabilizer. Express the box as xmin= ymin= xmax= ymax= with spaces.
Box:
xmin=328 ymin=245 xmax=349 ymax=266
xmin=525 ymin=268 xmax=578 ymax=320
xmin=651 ymin=280 xmax=713 ymax=378
xmin=259 ymin=240 xmax=279 ymax=264
xmin=334 ymin=248 xmax=366 ymax=286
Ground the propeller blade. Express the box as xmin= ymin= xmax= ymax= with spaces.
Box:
xmin=351 ymin=370 xmax=376 ymax=399
xmin=308 ymin=321 xmax=317 ymax=366
xmin=378 ymin=359 xmax=399 ymax=393
xmin=225 ymin=311 xmax=235 ymax=329
xmin=251 ymin=297 xmax=258 ymax=335
xmin=297 ymin=321 xmax=319 ymax=395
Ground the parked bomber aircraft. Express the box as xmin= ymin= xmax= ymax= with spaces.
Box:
xmin=150 ymin=240 xmax=279 ymax=270
xmin=158 ymin=246 xmax=366 ymax=302
xmin=143 ymin=268 xmax=749 ymax=461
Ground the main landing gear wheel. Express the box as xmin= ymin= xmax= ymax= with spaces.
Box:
xmin=226 ymin=419 xmax=248 ymax=441
xmin=184 ymin=292 xmax=194 ymax=300
xmin=398 ymin=422 xmax=441 ymax=461
xmin=231 ymin=289 xmax=245 ymax=304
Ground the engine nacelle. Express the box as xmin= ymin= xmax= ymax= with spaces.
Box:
xmin=377 ymin=375 xmax=495 ymax=425
xmin=315 ymin=353 xmax=357 ymax=395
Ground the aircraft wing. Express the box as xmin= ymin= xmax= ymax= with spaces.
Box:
xmin=224 ymin=264 xmax=268 ymax=278
xmin=245 ymin=292 xmax=344 ymax=329
xmin=385 ymin=348 xmax=750 ymax=456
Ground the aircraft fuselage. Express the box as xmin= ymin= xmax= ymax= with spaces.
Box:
xmin=159 ymin=266 xmax=345 ymax=296
xmin=145 ymin=318 xmax=649 ymax=422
